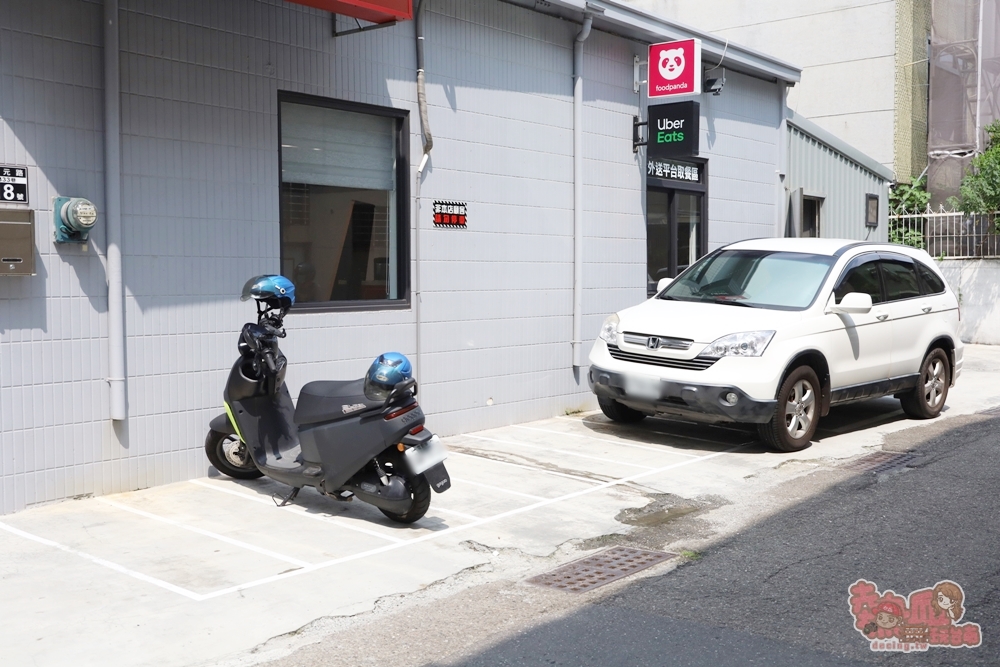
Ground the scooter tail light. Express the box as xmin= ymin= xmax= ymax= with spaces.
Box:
xmin=385 ymin=402 xmax=418 ymax=421
xmin=408 ymin=425 xmax=424 ymax=435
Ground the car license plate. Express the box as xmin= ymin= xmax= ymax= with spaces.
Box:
xmin=404 ymin=435 xmax=448 ymax=474
xmin=624 ymin=374 xmax=661 ymax=400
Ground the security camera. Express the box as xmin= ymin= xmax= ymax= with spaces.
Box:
xmin=705 ymin=76 xmax=725 ymax=95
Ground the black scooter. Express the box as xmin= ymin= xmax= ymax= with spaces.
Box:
xmin=205 ymin=298 xmax=450 ymax=524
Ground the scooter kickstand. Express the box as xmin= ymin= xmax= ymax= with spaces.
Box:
xmin=273 ymin=487 xmax=301 ymax=507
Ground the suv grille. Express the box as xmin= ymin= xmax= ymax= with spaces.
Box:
xmin=622 ymin=332 xmax=693 ymax=350
xmin=607 ymin=345 xmax=717 ymax=371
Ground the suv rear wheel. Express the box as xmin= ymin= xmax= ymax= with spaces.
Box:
xmin=597 ymin=397 xmax=647 ymax=423
xmin=758 ymin=366 xmax=820 ymax=452
xmin=900 ymin=348 xmax=950 ymax=419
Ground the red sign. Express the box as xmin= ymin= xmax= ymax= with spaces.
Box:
xmin=285 ymin=0 xmax=412 ymax=24
xmin=648 ymin=39 xmax=702 ymax=98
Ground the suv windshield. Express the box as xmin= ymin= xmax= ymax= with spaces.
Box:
xmin=660 ymin=250 xmax=835 ymax=310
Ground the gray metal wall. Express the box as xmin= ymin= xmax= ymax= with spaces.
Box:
xmin=0 ymin=0 xmax=793 ymax=514
xmin=786 ymin=124 xmax=890 ymax=242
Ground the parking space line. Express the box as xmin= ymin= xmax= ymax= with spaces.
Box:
xmin=196 ymin=443 xmax=746 ymax=601
xmin=431 ymin=507 xmax=481 ymax=521
xmin=462 ymin=434 xmax=657 ymax=470
xmin=99 ymin=499 xmax=311 ymax=568
xmin=0 ymin=520 xmax=202 ymax=601
xmin=513 ymin=424 xmax=702 ymax=457
xmin=189 ymin=480 xmax=407 ymax=544
xmin=447 ymin=450 xmax=605 ymax=485
xmin=450 ymin=478 xmax=548 ymax=501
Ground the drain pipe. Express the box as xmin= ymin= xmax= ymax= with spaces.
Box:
xmin=572 ymin=13 xmax=592 ymax=368
xmin=105 ymin=0 xmax=126 ymax=420
xmin=414 ymin=0 xmax=433 ymax=378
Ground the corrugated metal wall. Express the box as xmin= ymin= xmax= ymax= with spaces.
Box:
xmin=786 ymin=124 xmax=889 ymax=242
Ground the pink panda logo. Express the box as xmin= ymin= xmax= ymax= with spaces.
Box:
xmin=657 ymin=47 xmax=685 ymax=81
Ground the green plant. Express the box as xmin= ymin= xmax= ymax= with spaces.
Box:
xmin=954 ymin=120 xmax=1000 ymax=216
xmin=890 ymin=175 xmax=931 ymax=215
xmin=888 ymin=223 xmax=925 ymax=249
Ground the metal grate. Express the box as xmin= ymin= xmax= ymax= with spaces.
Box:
xmin=527 ymin=547 xmax=676 ymax=593
xmin=607 ymin=345 xmax=717 ymax=371
xmin=840 ymin=451 xmax=919 ymax=474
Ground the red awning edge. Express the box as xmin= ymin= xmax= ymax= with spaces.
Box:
xmin=285 ymin=0 xmax=412 ymax=24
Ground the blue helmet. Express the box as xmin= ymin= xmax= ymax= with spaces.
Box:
xmin=241 ymin=275 xmax=295 ymax=309
xmin=364 ymin=352 xmax=413 ymax=401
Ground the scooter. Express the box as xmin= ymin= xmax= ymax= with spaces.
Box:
xmin=205 ymin=276 xmax=450 ymax=524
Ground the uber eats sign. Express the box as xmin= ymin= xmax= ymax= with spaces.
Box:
xmin=648 ymin=101 xmax=699 ymax=159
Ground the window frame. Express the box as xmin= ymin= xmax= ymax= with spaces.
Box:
xmin=277 ymin=91 xmax=411 ymax=313
xmin=645 ymin=156 xmax=709 ymax=296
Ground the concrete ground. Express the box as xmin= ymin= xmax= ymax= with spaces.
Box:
xmin=2 ymin=345 xmax=999 ymax=667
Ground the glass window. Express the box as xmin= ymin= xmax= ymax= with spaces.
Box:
xmin=915 ymin=261 xmax=946 ymax=294
xmin=280 ymin=97 xmax=407 ymax=306
xmin=880 ymin=259 xmax=921 ymax=301
xmin=834 ymin=259 xmax=884 ymax=304
xmin=661 ymin=250 xmax=835 ymax=310
xmin=646 ymin=185 xmax=705 ymax=294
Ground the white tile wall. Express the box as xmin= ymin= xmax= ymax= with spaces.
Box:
xmin=0 ymin=0 xmax=785 ymax=514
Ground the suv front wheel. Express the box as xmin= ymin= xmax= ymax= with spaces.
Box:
xmin=758 ymin=366 xmax=820 ymax=452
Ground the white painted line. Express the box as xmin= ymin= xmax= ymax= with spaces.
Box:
xmin=189 ymin=480 xmax=406 ymax=544
xmin=99 ymin=498 xmax=311 ymax=568
xmin=195 ymin=443 xmax=746 ymax=601
xmin=461 ymin=433 xmax=656 ymax=470
xmin=0 ymin=520 xmax=202 ymax=601
xmin=447 ymin=449 xmax=605 ymax=485
xmin=430 ymin=506 xmax=481 ymax=521
xmin=450 ymin=478 xmax=548 ymax=501
xmin=512 ymin=424 xmax=702 ymax=458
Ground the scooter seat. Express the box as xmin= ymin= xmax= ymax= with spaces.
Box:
xmin=294 ymin=379 xmax=382 ymax=425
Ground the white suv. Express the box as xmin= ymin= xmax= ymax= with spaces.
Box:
xmin=589 ymin=238 xmax=963 ymax=451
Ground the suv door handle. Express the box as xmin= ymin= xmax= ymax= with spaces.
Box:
xmin=922 ymin=306 xmax=932 ymax=313
xmin=876 ymin=313 xmax=888 ymax=321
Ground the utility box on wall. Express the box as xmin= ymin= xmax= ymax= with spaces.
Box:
xmin=0 ymin=209 xmax=36 ymax=276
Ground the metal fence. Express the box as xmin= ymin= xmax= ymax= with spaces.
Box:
xmin=888 ymin=210 xmax=1000 ymax=258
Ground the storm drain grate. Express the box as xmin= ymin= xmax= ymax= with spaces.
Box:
xmin=840 ymin=451 xmax=919 ymax=474
xmin=527 ymin=547 xmax=676 ymax=593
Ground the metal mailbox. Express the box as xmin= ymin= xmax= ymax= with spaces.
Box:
xmin=0 ymin=209 xmax=36 ymax=276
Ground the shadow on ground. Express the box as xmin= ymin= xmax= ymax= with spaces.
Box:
xmin=428 ymin=412 xmax=1000 ymax=666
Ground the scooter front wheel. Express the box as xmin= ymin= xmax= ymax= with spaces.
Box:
xmin=379 ymin=473 xmax=430 ymax=524
xmin=205 ymin=430 xmax=263 ymax=480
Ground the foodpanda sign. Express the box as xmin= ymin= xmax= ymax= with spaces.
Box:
xmin=648 ymin=38 xmax=702 ymax=98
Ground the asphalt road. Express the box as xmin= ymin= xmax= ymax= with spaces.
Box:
xmin=433 ymin=411 xmax=1000 ymax=666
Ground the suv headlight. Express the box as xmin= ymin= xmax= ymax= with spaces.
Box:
xmin=702 ymin=330 xmax=775 ymax=358
xmin=599 ymin=314 xmax=620 ymax=345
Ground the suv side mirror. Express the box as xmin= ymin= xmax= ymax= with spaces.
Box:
xmin=656 ymin=277 xmax=673 ymax=293
xmin=828 ymin=292 xmax=873 ymax=315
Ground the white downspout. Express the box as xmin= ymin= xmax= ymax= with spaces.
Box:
xmin=572 ymin=14 xmax=592 ymax=368
xmin=105 ymin=0 xmax=126 ymax=420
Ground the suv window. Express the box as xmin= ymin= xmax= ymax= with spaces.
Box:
xmin=880 ymin=258 xmax=921 ymax=301
xmin=915 ymin=261 xmax=946 ymax=295
xmin=834 ymin=258 xmax=883 ymax=304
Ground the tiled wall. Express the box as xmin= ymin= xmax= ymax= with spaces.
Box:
xmin=0 ymin=0 xmax=783 ymax=514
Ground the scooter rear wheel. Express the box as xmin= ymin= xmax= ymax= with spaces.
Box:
xmin=205 ymin=430 xmax=263 ymax=480
xmin=379 ymin=473 xmax=430 ymax=524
